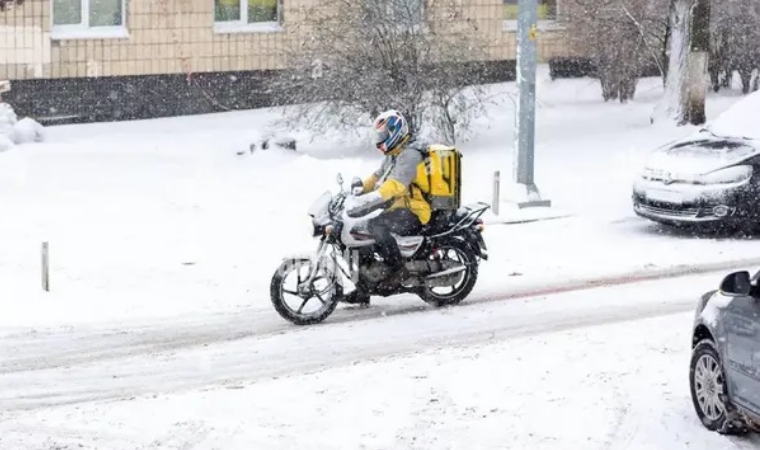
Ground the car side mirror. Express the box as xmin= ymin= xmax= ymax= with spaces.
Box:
xmin=720 ymin=271 xmax=752 ymax=296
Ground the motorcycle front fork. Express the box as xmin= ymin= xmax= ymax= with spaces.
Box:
xmin=299 ymin=239 xmax=356 ymax=294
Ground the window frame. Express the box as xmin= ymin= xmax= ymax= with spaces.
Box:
xmin=502 ymin=0 xmax=564 ymax=32
xmin=50 ymin=0 xmax=129 ymax=40
xmin=213 ymin=0 xmax=284 ymax=34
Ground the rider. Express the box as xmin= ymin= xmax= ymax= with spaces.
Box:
xmin=345 ymin=109 xmax=432 ymax=304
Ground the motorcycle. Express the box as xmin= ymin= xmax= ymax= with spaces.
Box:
xmin=270 ymin=173 xmax=490 ymax=325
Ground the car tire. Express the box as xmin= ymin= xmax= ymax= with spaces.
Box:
xmin=689 ymin=339 xmax=746 ymax=434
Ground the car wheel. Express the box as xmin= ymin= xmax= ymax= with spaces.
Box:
xmin=690 ymin=339 xmax=734 ymax=432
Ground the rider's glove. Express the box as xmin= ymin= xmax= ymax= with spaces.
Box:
xmin=345 ymin=191 xmax=384 ymax=218
xmin=351 ymin=177 xmax=364 ymax=196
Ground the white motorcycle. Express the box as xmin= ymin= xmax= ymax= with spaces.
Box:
xmin=270 ymin=174 xmax=489 ymax=325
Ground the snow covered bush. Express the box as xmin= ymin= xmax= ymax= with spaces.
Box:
xmin=0 ymin=102 xmax=17 ymax=141
xmin=14 ymin=117 xmax=45 ymax=144
xmin=265 ymin=0 xmax=494 ymax=144
xmin=0 ymin=133 xmax=12 ymax=152
xmin=0 ymin=103 xmax=45 ymax=149
xmin=562 ymin=0 xmax=668 ymax=103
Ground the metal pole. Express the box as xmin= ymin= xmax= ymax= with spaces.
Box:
xmin=492 ymin=171 xmax=500 ymax=215
xmin=42 ymin=241 xmax=49 ymax=292
xmin=514 ymin=0 xmax=550 ymax=208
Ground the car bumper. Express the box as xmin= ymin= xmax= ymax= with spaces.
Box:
xmin=632 ymin=177 xmax=756 ymax=224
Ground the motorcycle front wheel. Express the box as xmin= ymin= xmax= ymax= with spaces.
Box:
xmin=270 ymin=257 xmax=342 ymax=325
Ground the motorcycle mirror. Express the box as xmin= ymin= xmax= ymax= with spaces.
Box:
xmin=336 ymin=173 xmax=344 ymax=187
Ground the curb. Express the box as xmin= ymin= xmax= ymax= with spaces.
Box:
xmin=472 ymin=256 xmax=760 ymax=304
xmin=487 ymin=213 xmax=574 ymax=226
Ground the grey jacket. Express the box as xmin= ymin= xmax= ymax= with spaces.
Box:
xmin=371 ymin=139 xmax=428 ymax=191
xmin=346 ymin=139 xmax=429 ymax=218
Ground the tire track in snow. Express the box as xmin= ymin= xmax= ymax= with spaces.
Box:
xmin=3 ymin=255 xmax=758 ymax=375
xmin=1 ymin=300 xmax=695 ymax=411
xmin=1 ymin=258 xmax=758 ymax=411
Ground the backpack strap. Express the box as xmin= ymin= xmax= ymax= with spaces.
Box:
xmin=409 ymin=144 xmax=432 ymax=203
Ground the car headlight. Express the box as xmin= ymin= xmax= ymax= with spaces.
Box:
xmin=694 ymin=165 xmax=753 ymax=185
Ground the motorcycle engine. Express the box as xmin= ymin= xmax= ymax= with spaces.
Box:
xmin=361 ymin=261 xmax=392 ymax=283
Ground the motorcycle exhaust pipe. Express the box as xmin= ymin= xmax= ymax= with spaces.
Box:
xmin=426 ymin=265 xmax=466 ymax=279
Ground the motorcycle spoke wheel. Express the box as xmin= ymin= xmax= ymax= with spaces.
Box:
xmin=418 ymin=242 xmax=478 ymax=307
xmin=270 ymin=258 xmax=340 ymax=325
xmin=428 ymin=247 xmax=467 ymax=296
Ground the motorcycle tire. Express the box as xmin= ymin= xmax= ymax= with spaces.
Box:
xmin=270 ymin=257 xmax=341 ymax=325
xmin=417 ymin=240 xmax=478 ymax=307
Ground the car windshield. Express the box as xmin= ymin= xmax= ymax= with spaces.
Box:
xmin=665 ymin=138 xmax=756 ymax=159
xmin=704 ymin=90 xmax=760 ymax=140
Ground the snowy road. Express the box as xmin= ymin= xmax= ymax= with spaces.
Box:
xmin=3 ymin=269 xmax=760 ymax=449
xmin=3 ymin=270 xmax=760 ymax=449
xmin=0 ymin=270 xmax=741 ymax=409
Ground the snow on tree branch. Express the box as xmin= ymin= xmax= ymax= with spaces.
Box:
xmin=562 ymin=0 xmax=669 ymax=103
xmin=265 ymin=0 xmax=497 ymax=144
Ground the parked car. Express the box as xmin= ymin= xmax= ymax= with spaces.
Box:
xmin=633 ymin=91 xmax=760 ymax=230
xmin=690 ymin=269 xmax=760 ymax=434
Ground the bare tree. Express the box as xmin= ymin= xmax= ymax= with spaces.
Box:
xmin=656 ymin=0 xmax=710 ymax=125
xmin=562 ymin=0 xmax=668 ymax=103
xmin=265 ymin=0 xmax=495 ymax=144
xmin=683 ymin=0 xmax=710 ymax=125
xmin=709 ymin=0 xmax=760 ymax=94
xmin=654 ymin=0 xmax=691 ymax=123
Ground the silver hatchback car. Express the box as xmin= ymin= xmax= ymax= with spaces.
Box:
xmin=690 ymin=269 xmax=760 ymax=434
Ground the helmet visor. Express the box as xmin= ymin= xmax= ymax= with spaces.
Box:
xmin=370 ymin=127 xmax=389 ymax=150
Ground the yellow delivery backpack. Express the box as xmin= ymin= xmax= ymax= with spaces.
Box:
xmin=414 ymin=144 xmax=462 ymax=211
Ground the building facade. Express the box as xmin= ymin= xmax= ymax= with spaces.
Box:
xmin=0 ymin=0 xmax=573 ymax=122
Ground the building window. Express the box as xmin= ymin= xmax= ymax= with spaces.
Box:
xmin=503 ymin=0 xmax=561 ymax=31
xmin=52 ymin=0 xmax=126 ymax=37
xmin=214 ymin=0 xmax=282 ymax=31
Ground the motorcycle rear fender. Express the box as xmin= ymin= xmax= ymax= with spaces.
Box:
xmin=450 ymin=229 xmax=488 ymax=261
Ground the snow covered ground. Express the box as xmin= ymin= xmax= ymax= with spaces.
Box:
xmin=2 ymin=271 xmax=759 ymax=449
xmin=1 ymin=67 xmax=759 ymax=330
xmin=3 ymin=66 xmax=760 ymax=449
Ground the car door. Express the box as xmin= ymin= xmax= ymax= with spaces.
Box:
xmin=723 ymin=294 xmax=760 ymax=413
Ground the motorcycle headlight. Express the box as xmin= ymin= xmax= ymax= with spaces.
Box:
xmin=694 ymin=165 xmax=753 ymax=185
xmin=311 ymin=219 xmax=336 ymax=238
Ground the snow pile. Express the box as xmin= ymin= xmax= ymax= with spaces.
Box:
xmin=13 ymin=117 xmax=45 ymax=144
xmin=706 ymin=89 xmax=760 ymax=140
xmin=0 ymin=103 xmax=44 ymax=151
xmin=0 ymin=132 xmax=12 ymax=152
xmin=0 ymin=102 xmax=16 ymax=151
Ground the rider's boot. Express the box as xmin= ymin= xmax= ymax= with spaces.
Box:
xmin=341 ymin=289 xmax=371 ymax=307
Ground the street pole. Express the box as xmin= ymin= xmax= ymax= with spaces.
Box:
xmin=513 ymin=0 xmax=551 ymax=208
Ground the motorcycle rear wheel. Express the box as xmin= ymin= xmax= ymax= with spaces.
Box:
xmin=270 ymin=257 xmax=341 ymax=325
xmin=417 ymin=241 xmax=478 ymax=307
